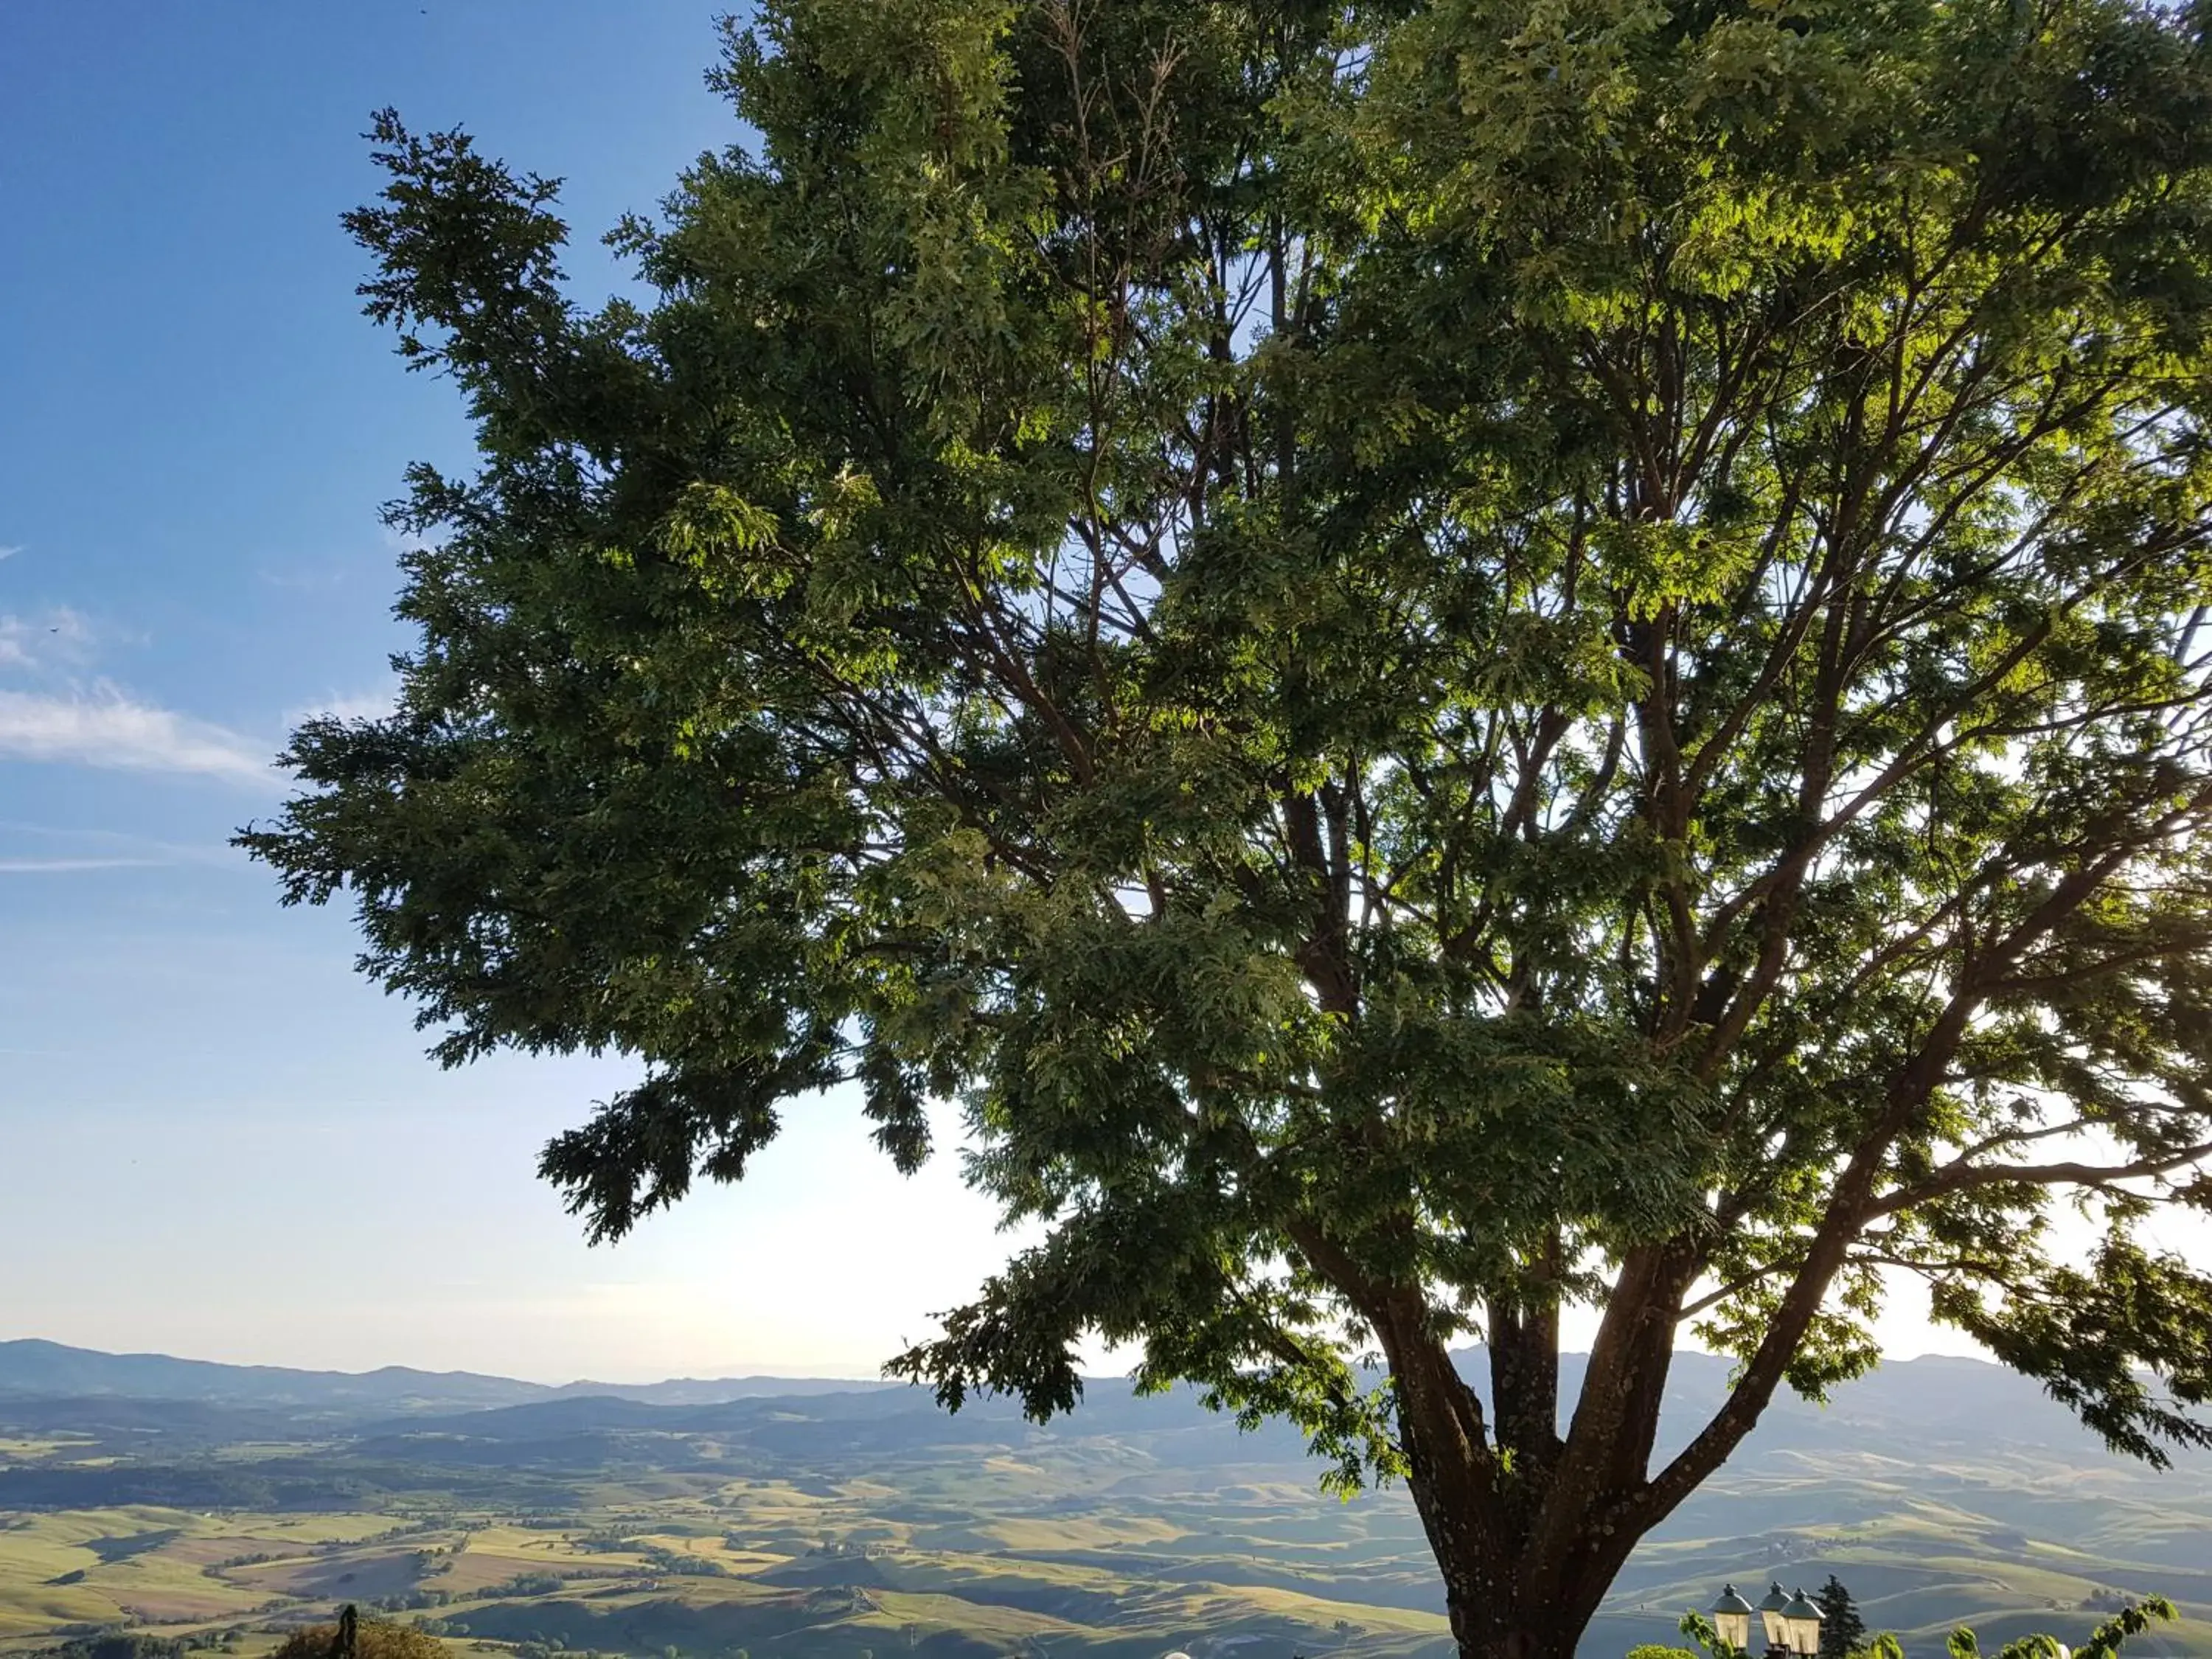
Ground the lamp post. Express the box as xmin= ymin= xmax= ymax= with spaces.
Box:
xmin=1756 ymin=1583 xmax=1792 ymax=1655
xmin=1707 ymin=1584 xmax=1754 ymax=1655
xmin=1781 ymin=1587 xmax=1825 ymax=1659
xmin=1719 ymin=1581 xmax=1823 ymax=1659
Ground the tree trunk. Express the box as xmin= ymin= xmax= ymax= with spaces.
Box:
xmin=1384 ymin=1251 xmax=1703 ymax=1659
xmin=1391 ymin=1351 xmax=1625 ymax=1659
xmin=1405 ymin=1459 xmax=1635 ymax=1659
xmin=1407 ymin=1478 xmax=1637 ymax=1659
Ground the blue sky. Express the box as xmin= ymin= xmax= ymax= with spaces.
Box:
xmin=3 ymin=0 xmax=2127 ymax=1388
xmin=0 ymin=0 xmax=1019 ymax=1383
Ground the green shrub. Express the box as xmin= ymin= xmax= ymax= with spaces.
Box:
xmin=269 ymin=1619 xmax=446 ymax=1659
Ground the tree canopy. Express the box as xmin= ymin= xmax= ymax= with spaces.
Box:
xmin=243 ymin=1 xmax=2212 ymax=1655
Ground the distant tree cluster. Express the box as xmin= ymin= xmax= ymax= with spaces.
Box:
xmin=2082 ymin=1588 xmax=2151 ymax=1613
xmin=483 ymin=1571 xmax=575 ymax=1597
xmin=635 ymin=1545 xmax=731 ymax=1579
xmin=33 ymin=1635 xmax=187 ymax=1659
xmin=361 ymin=1590 xmax=452 ymax=1613
xmin=32 ymin=1633 xmax=248 ymax=1659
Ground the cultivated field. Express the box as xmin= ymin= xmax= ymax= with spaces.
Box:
xmin=1 ymin=1354 xmax=2207 ymax=1659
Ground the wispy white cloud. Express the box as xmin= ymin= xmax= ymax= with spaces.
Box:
xmin=0 ymin=607 xmax=282 ymax=787
xmin=0 ymin=686 xmax=273 ymax=785
xmin=0 ymin=857 xmax=164 ymax=873
xmin=0 ymin=608 xmax=92 ymax=671
xmin=288 ymin=687 xmax=396 ymax=726
xmin=0 ymin=545 xmax=22 ymax=562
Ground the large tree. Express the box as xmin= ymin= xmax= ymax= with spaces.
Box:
xmin=244 ymin=1 xmax=2212 ymax=1656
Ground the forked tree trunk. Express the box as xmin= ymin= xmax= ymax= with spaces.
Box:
xmin=1382 ymin=1338 xmax=1620 ymax=1659
xmin=1406 ymin=1467 xmax=1636 ymax=1659
xmin=1377 ymin=1244 xmax=1714 ymax=1659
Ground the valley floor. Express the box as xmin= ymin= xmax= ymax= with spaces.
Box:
xmin=1 ymin=1361 xmax=2207 ymax=1659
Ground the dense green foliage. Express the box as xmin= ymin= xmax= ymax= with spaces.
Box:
xmin=1817 ymin=1578 xmax=1865 ymax=1659
xmin=243 ymin=0 xmax=2212 ymax=1652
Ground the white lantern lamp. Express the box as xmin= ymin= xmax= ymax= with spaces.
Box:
xmin=1708 ymin=1584 xmax=1755 ymax=1654
xmin=1756 ymin=1582 xmax=1792 ymax=1655
xmin=1781 ymin=1587 xmax=1824 ymax=1658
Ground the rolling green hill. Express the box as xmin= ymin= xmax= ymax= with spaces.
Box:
xmin=0 ymin=1344 xmax=887 ymax=1417
xmin=0 ymin=1346 xmax=2202 ymax=1659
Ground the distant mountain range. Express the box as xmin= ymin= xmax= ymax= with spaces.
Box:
xmin=0 ymin=1333 xmax=2152 ymax=1469
xmin=0 ymin=1337 xmax=888 ymax=1413
xmin=1 ymin=1335 xmax=2205 ymax=1657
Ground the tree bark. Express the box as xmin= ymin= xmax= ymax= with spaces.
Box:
xmin=1394 ymin=1338 xmax=1649 ymax=1659
xmin=1397 ymin=1459 xmax=1629 ymax=1659
xmin=1388 ymin=1244 xmax=1705 ymax=1659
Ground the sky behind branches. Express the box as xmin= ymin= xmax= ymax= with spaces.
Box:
xmin=0 ymin=0 xmax=2185 ymax=1386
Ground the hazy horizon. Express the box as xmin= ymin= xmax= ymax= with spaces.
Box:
xmin=0 ymin=1329 xmax=2038 ymax=1394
